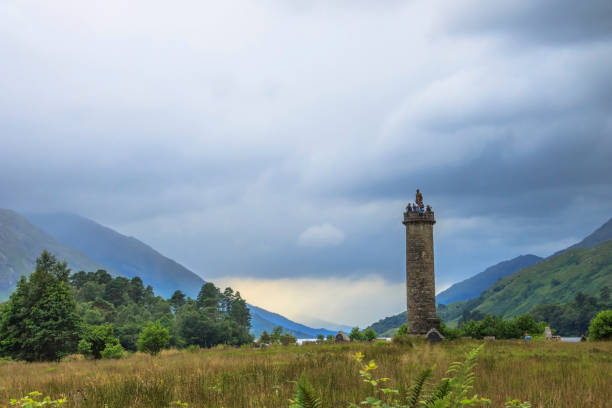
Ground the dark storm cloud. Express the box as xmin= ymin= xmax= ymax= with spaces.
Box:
xmin=332 ymin=29 xmax=612 ymax=224
xmin=346 ymin=131 xmax=612 ymax=216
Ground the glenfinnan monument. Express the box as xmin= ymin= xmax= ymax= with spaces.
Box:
xmin=403 ymin=189 xmax=440 ymax=335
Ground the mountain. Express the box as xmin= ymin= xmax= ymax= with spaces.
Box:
xmin=368 ymin=312 xmax=406 ymax=336
xmin=25 ymin=212 xmax=206 ymax=299
xmin=456 ymin=241 xmax=612 ymax=319
xmin=438 ymin=216 xmax=612 ymax=323
xmin=436 ymin=255 xmax=542 ymax=305
xmin=291 ymin=315 xmax=353 ymax=333
xmin=248 ymin=305 xmax=336 ymax=338
xmin=19 ymin=211 xmax=339 ymax=338
xmin=0 ymin=209 xmax=111 ymax=299
xmin=553 ymin=217 xmax=612 ymax=257
xmin=370 ymin=241 xmax=612 ymax=331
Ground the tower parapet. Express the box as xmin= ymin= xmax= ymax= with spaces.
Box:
xmin=403 ymin=207 xmax=435 ymax=223
xmin=403 ymin=189 xmax=440 ymax=335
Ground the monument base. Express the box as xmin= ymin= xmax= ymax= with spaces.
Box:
xmin=425 ymin=328 xmax=445 ymax=344
xmin=407 ymin=317 xmax=441 ymax=335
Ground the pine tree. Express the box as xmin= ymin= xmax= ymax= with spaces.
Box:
xmin=0 ymin=251 xmax=82 ymax=361
xmin=169 ymin=290 xmax=186 ymax=313
xmin=229 ymin=292 xmax=251 ymax=329
xmin=128 ymin=277 xmax=145 ymax=304
xmin=197 ymin=282 xmax=221 ymax=320
xmin=221 ymin=287 xmax=234 ymax=314
xmin=197 ymin=283 xmax=221 ymax=309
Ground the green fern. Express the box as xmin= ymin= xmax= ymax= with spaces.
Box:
xmin=407 ymin=367 xmax=433 ymax=408
xmin=448 ymin=345 xmax=483 ymax=405
xmin=289 ymin=373 xmax=321 ymax=408
xmin=422 ymin=378 xmax=450 ymax=406
xmin=288 ymin=345 xmax=529 ymax=408
xmin=423 ymin=344 xmax=489 ymax=408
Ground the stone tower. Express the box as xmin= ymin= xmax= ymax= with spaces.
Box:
xmin=403 ymin=189 xmax=440 ymax=335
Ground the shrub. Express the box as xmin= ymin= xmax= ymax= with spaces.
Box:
xmin=100 ymin=343 xmax=124 ymax=359
xmin=440 ymin=321 xmax=462 ymax=340
xmin=349 ymin=327 xmax=364 ymax=341
xmin=77 ymin=339 xmax=92 ymax=357
xmin=8 ymin=391 xmax=65 ymax=407
xmin=588 ymin=310 xmax=612 ymax=340
xmin=258 ymin=331 xmax=271 ymax=344
xmin=80 ymin=324 xmax=120 ymax=359
xmin=137 ymin=321 xmax=170 ymax=355
xmin=459 ymin=314 xmax=545 ymax=339
xmin=363 ymin=328 xmax=377 ymax=342
xmin=391 ymin=324 xmax=414 ymax=346
xmin=280 ymin=333 xmax=297 ymax=346
xmin=391 ymin=334 xmax=413 ymax=347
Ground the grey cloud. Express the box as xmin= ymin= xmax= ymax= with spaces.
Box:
xmin=444 ymin=0 xmax=612 ymax=44
xmin=0 ymin=0 xmax=611 ymax=290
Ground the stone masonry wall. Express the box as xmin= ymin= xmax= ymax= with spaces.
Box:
xmin=404 ymin=216 xmax=439 ymax=334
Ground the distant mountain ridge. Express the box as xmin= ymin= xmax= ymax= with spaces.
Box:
xmin=0 ymin=209 xmax=111 ymax=299
xmin=436 ymin=254 xmax=542 ymax=305
xmin=25 ymin=212 xmax=206 ymax=299
xmin=7 ymin=210 xmax=337 ymax=338
xmin=439 ymin=240 xmax=612 ymax=324
xmin=248 ymin=305 xmax=335 ymax=338
xmin=552 ymin=217 xmax=612 ymax=257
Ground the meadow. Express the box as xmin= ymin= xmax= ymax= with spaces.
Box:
xmin=0 ymin=340 xmax=610 ymax=408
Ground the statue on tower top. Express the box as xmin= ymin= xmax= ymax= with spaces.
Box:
xmin=415 ymin=189 xmax=424 ymax=208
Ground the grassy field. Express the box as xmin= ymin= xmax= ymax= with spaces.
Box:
xmin=0 ymin=340 xmax=610 ymax=408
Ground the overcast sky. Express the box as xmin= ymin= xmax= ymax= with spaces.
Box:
xmin=1 ymin=1 xmax=611 ymax=326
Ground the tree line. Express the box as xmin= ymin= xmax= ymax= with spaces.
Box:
xmin=443 ymin=313 xmax=546 ymax=339
xmin=530 ymin=289 xmax=611 ymax=336
xmin=447 ymin=288 xmax=612 ymax=338
xmin=0 ymin=251 xmax=253 ymax=361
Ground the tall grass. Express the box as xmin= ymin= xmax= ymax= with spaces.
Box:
xmin=0 ymin=340 xmax=610 ymax=408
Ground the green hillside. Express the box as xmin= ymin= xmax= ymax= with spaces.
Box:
xmin=440 ymin=240 xmax=612 ymax=325
xmin=435 ymin=254 xmax=542 ymax=305
xmin=469 ymin=240 xmax=611 ymax=317
xmin=0 ymin=209 xmax=112 ymax=299
xmin=367 ymin=301 xmax=467 ymax=334
xmin=368 ymin=311 xmax=406 ymax=335
xmin=25 ymin=212 xmax=206 ymax=299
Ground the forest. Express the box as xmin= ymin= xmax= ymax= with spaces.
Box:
xmin=0 ymin=251 xmax=253 ymax=361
